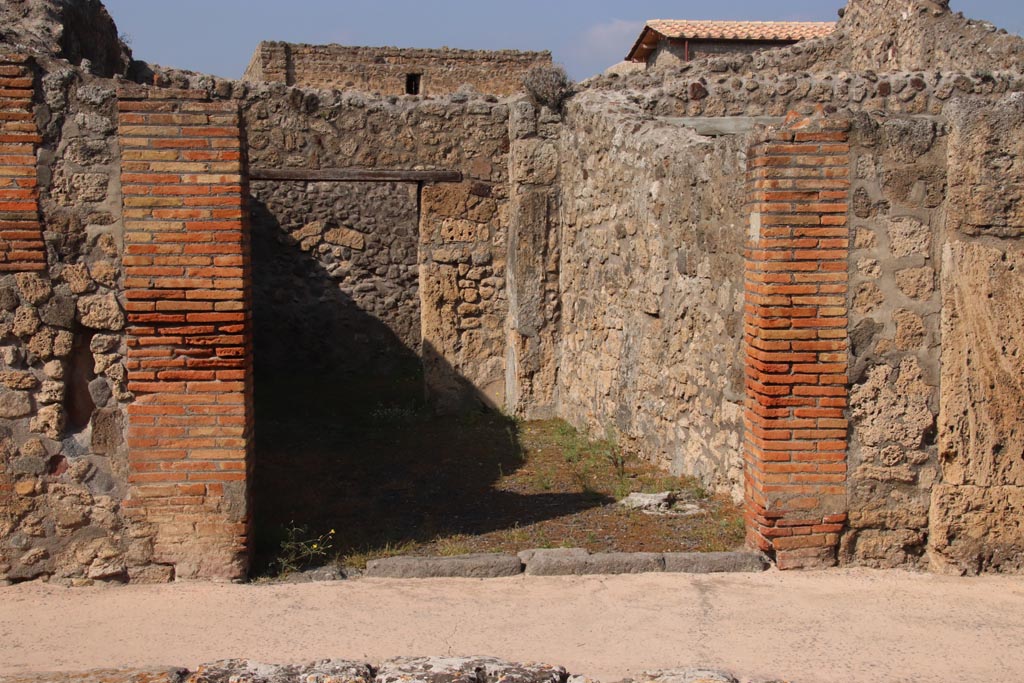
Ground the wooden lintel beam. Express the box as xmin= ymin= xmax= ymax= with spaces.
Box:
xmin=250 ymin=168 xmax=463 ymax=183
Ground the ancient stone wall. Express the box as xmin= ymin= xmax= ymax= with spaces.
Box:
xmin=649 ymin=42 xmax=688 ymax=70
xmin=929 ymin=95 xmax=1024 ymax=574
xmin=593 ymin=70 xmax=1024 ymax=120
xmin=504 ymin=101 xmax=562 ymax=419
xmin=840 ymin=112 xmax=945 ymax=570
xmin=835 ymin=0 xmax=1024 ymax=73
xmin=835 ymin=94 xmax=1024 ymax=574
xmin=419 ymin=176 xmax=509 ymax=410
xmin=241 ymin=86 xmax=511 ymax=410
xmin=0 ymin=0 xmax=130 ymax=78
xmin=244 ymin=42 xmax=552 ymax=97
xmin=1 ymin=51 xmax=137 ymax=583
xmin=556 ymin=93 xmax=748 ymax=497
xmin=5 ymin=0 xmax=1024 ymax=582
xmin=2 ymin=17 xmax=256 ymax=582
xmin=250 ymin=180 xmax=420 ymax=379
xmin=571 ymin=18 xmax=1023 ymax=570
xmin=597 ymin=0 xmax=1024 ymax=101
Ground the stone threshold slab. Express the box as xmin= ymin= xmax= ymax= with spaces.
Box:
xmin=362 ymin=550 xmax=768 ymax=579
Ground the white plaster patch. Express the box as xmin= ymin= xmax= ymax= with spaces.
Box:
xmin=748 ymin=212 xmax=762 ymax=243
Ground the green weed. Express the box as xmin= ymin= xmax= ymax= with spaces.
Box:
xmin=271 ymin=522 xmax=336 ymax=575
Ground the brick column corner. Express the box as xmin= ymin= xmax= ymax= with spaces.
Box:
xmin=117 ymin=86 xmax=253 ymax=580
xmin=0 ymin=53 xmax=44 ymax=273
xmin=743 ymin=108 xmax=851 ymax=570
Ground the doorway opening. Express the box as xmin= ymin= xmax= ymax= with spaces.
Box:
xmin=247 ymin=178 xmax=535 ymax=575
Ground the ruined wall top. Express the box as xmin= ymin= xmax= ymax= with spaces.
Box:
xmin=590 ymin=0 xmax=1024 ymax=95
xmin=832 ymin=0 xmax=1024 ymax=72
xmin=243 ymin=41 xmax=552 ymax=96
xmin=0 ymin=0 xmax=130 ymax=76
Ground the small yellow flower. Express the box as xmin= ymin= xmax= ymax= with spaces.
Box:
xmin=312 ymin=544 xmax=318 ymax=549
xmin=330 ymin=529 xmax=336 ymax=534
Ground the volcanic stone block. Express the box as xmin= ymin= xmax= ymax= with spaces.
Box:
xmin=364 ymin=554 xmax=523 ymax=579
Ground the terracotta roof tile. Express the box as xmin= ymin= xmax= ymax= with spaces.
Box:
xmin=645 ymin=19 xmax=835 ymax=42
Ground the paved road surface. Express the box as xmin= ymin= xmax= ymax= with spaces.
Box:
xmin=2 ymin=569 xmax=1023 ymax=683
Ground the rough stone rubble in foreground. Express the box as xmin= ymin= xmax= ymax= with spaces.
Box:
xmin=0 ymin=657 xmax=765 ymax=683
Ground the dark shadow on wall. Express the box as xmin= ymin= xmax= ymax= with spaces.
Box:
xmin=248 ymin=196 xmax=607 ymax=574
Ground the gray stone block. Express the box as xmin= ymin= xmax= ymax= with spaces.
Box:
xmin=517 ymin=547 xmax=589 ymax=565
xmin=40 ymin=293 xmax=76 ymax=328
xmin=524 ymin=552 xmax=665 ymax=576
xmin=662 ymin=552 xmax=768 ymax=574
xmin=0 ymin=389 xmax=32 ymax=418
xmin=88 ymin=377 xmax=112 ymax=407
xmin=365 ymin=554 xmax=523 ymax=579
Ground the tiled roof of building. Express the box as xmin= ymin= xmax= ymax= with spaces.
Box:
xmin=647 ymin=20 xmax=835 ymax=42
xmin=627 ymin=20 xmax=836 ymax=62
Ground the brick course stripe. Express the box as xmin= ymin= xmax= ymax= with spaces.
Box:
xmin=743 ymin=109 xmax=851 ymax=570
xmin=118 ymin=87 xmax=253 ymax=581
xmin=0 ymin=54 xmax=44 ymax=272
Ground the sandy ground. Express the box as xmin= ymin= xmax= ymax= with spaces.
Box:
xmin=2 ymin=568 xmax=1024 ymax=683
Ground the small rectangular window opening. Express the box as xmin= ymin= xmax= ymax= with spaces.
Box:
xmin=405 ymin=73 xmax=422 ymax=95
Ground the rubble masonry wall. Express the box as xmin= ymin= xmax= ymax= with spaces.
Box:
xmin=556 ymin=94 xmax=748 ymax=499
xmin=245 ymin=42 xmax=552 ymax=97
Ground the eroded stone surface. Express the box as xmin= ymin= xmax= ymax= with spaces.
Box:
xmin=516 ymin=548 xmax=589 ymax=565
xmin=948 ymin=96 xmax=1024 ymax=238
xmin=0 ymin=389 xmax=33 ymax=418
xmin=939 ymin=242 xmax=1024 ymax=488
xmin=187 ymin=659 xmax=372 ymax=683
xmin=929 ymin=484 xmax=1024 ymax=574
xmin=635 ymin=670 xmax=738 ymax=683
xmin=662 ymin=552 xmax=768 ymax=574
xmin=76 ymin=294 xmax=124 ymax=331
xmin=895 ymin=267 xmax=935 ymax=300
xmin=888 ymin=217 xmax=931 ymax=259
xmin=365 ymin=555 xmax=523 ymax=579
xmin=845 ymin=111 xmax=945 ymax=570
xmin=377 ymin=657 xmax=566 ymax=683
xmin=524 ymin=552 xmax=665 ymax=576
xmin=930 ymin=242 xmax=1024 ymax=574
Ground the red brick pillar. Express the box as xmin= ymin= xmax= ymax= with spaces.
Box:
xmin=743 ymin=109 xmax=851 ymax=570
xmin=118 ymin=87 xmax=253 ymax=580
xmin=0 ymin=53 xmax=44 ymax=273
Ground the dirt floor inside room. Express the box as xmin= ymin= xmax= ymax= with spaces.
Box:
xmin=252 ymin=376 xmax=745 ymax=576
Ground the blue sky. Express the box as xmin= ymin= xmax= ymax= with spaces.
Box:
xmin=104 ymin=1 xmax=1024 ymax=82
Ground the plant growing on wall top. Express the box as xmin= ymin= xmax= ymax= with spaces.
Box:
xmin=524 ymin=65 xmax=575 ymax=112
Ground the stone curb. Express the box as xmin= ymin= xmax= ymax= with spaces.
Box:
xmin=364 ymin=554 xmax=524 ymax=579
xmin=361 ymin=550 xmax=769 ymax=579
xmin=524 ymin=552 xmax=665 ymax=576
xmin=663 ymin=551 xmax=769 ymax=574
